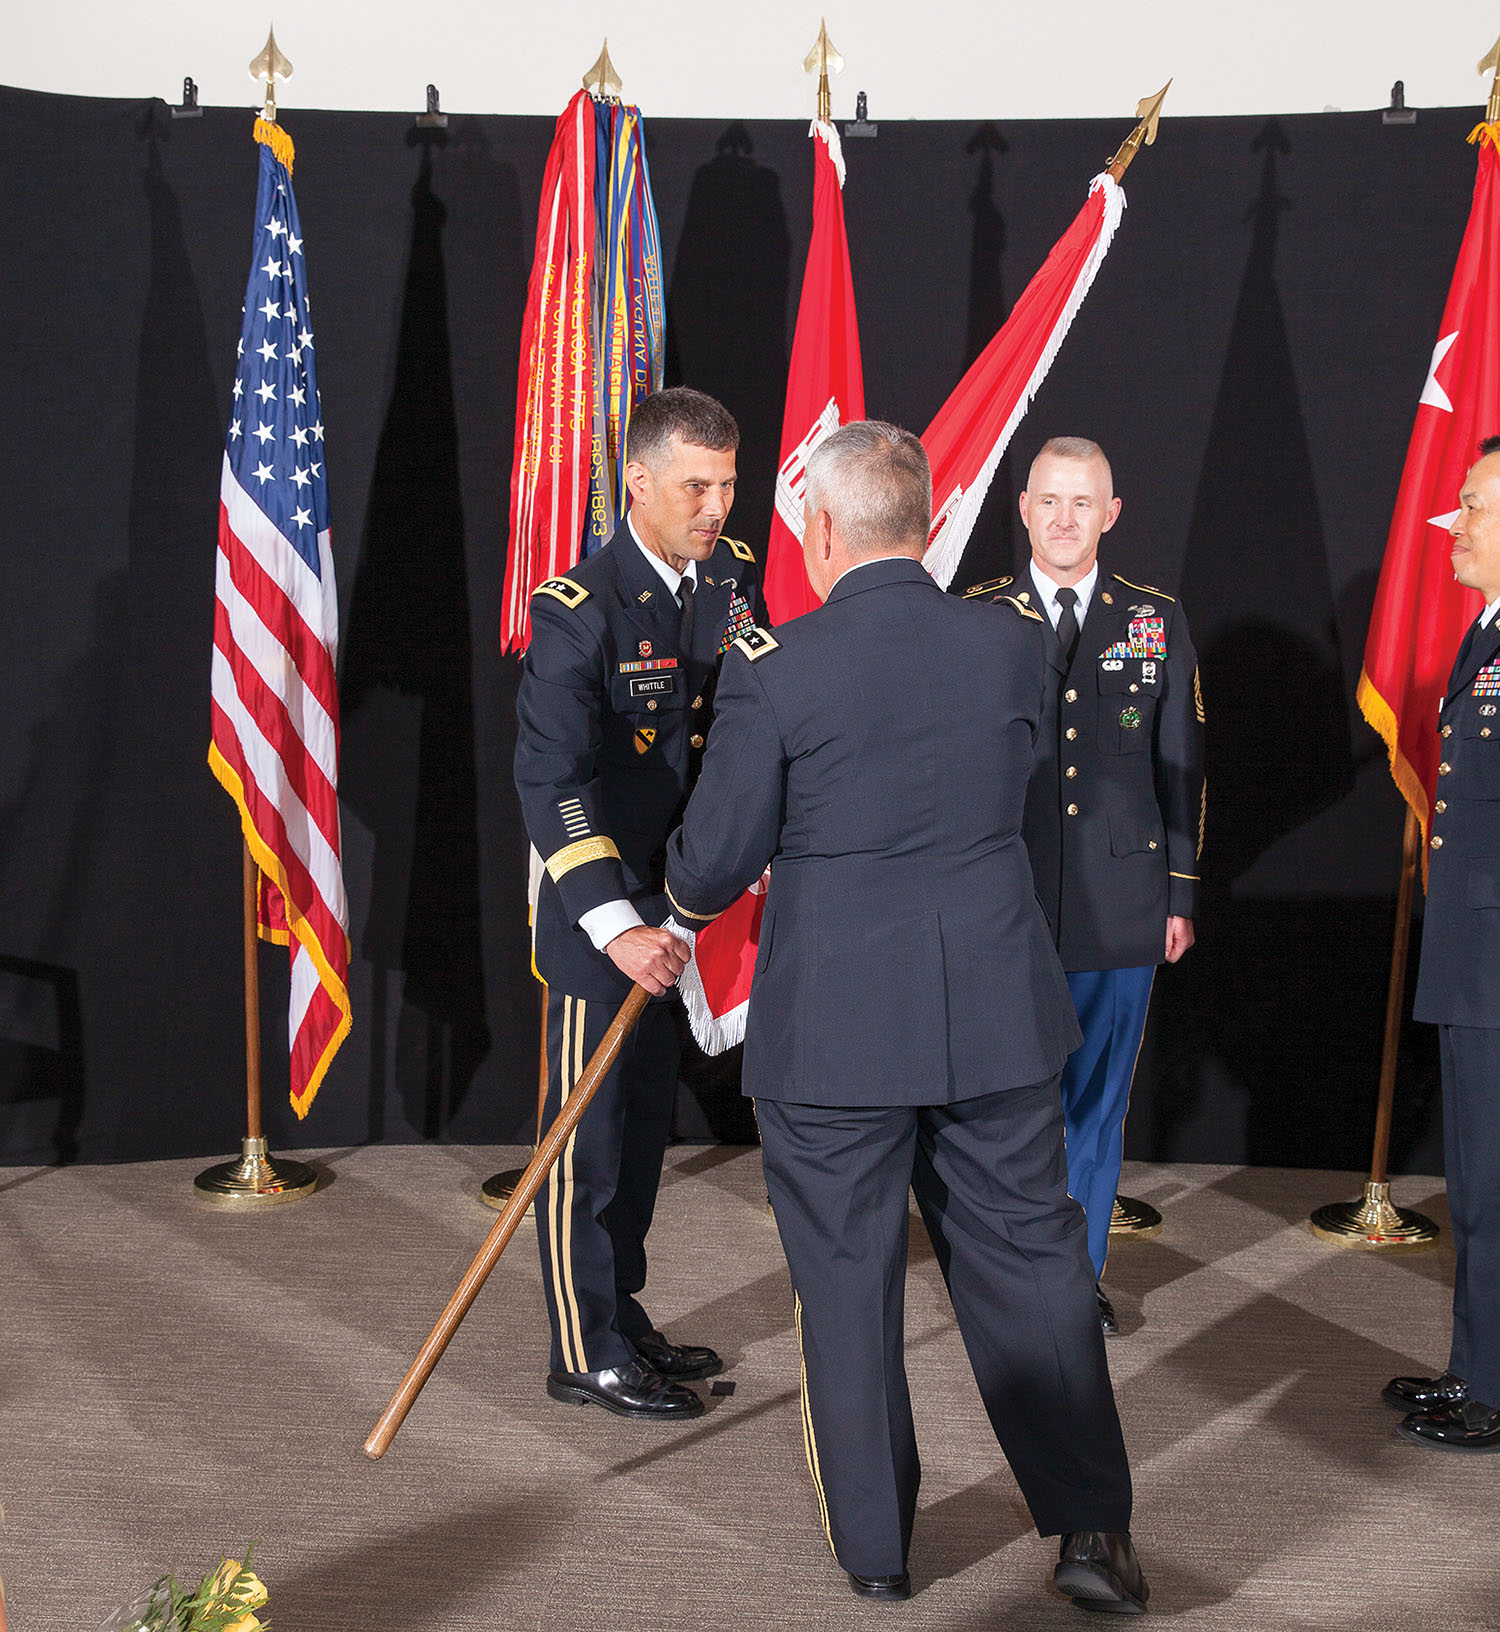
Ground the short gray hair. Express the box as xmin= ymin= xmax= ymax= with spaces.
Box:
xmin=804 ymin=420 xmax=931 ymax=553
xmin=1027 ymin=436 xmax=1112 ymax=492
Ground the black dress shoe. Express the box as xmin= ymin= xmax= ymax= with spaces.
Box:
xmin=847 ymin=1571 xmax=911 ymax=1602
xmin=634 ymin=1328 xmax=724 ymax=1380
xmin=1096 ymin=1285 xmax=1120 ymax=1338
xmin=1054 ymin=1531 xmax=1148 ymax=1614
xmin=1382 ymin=1370 xmax=1467 ymax=1411
xmin=546 ymin=1356 xmax=704 ymax=1419
xmin=1397 ymin=1399 xmax=1500 ymax=1452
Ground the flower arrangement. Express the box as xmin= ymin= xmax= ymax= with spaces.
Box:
xmin=100 ymin=1550 xmax=269 ymax=1632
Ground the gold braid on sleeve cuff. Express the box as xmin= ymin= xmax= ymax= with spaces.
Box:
xmin=666 ymin=882 xmax=720 ymax=924
xmin=544 ymin=835 xmax=620 ymax=882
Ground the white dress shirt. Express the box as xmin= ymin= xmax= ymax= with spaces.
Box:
xmin=1029 ymin=559 xmax=1100 ymax=632
xmin=577 ymin=519 xmax=699 ymax=953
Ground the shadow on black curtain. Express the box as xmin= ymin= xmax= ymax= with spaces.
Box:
xmin=340 ymin=131 xmax=491 ymax=1140
xmin=661 ymin=123 xmax=791 ymax=1143
xmin=665 ymin=123 xmax=790 ymax=554
xmin=950 ymin=122 xmax=1017 ymax=588
xmin=1140 ymin=119 xmax=1372 ymax=1169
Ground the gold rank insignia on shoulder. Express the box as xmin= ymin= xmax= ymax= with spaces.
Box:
xmin=733 ymin=625 xmax=780 ymax=662
xmin=996 ymin=594 xmax=1043 ymax=622
xmin=1112 ymin=574 xmax=1175 ymax=603
xmin=724 ymin=537 xmax=756 ymax=563
xmin=533 ymin=575 xmax=589 ymax=608
xmin=962 ymin=575 xmax=1014 ymax=599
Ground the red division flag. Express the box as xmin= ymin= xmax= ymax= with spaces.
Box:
xmin=1359 ymin=126 xmax=1500 ymax=849
xmin=209 ymin=118 xmax=351 ymax=1117
xmin=921 ymin=172 xmax=1126 ymax=589
xmin=501 ymin=91 xmax=598 ymax=652
xmin=763 ymin=120 xmax=865 ymax=624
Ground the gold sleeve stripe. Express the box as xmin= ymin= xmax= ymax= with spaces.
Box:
xmin=1170 ymin=871 xmax=1200 ymax=881
xmin=666 ymin=882 xmax=720 ymax=924
xmin=1194 ymin=666 xmax=1205 ymax=723
xmin=544 ymin=835 xmax=620 ymax=882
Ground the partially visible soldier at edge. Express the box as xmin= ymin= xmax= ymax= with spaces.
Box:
xmin=513 ymin=386 xmax=764 ymax=1421
xmin=966 ymin=436 xmax=1205 ymax=1336
xmin=1383 ymin=434 xmax=1500 ymax=1453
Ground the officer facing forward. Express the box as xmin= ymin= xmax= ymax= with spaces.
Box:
xmin=513 ymin=387 xmax=764 ymax=1420
xmin=967 ymin=437 xmax=1205 ymax=1334
xmin=667 ymin=421 xmax=1147 ymax=1613
xmin=1384 ymin=436 xmax=1500 ymax=1452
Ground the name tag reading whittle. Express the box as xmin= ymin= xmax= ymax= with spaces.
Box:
xmin=629 ymin=674 xmax=678 ymax=698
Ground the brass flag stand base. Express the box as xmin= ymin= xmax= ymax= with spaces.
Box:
xmin=1310 ymin=1181 xmax=1439 ymax=1250
xmin=480 ymin=1159 xmax=532 ymax=1212
xmin=195 ymin=1136 xmax=318 ymax=1205
xmin=1110 ymin=1194 xmax=1163 ymax=1238
xmin=1311 ymin=808 xmax=1441 ymax=1254
xmin=197 ymin=839 xmax=319 ymax=1208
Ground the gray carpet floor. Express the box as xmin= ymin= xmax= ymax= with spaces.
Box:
xmin=1 ymin=1145 xmax=1493 ymax=1630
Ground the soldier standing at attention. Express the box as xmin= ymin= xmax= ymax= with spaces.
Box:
xmin=968 ymin=437 xmax=1205 ymax=1335
xmin=513 ymin=387 xmax=764 ymax=1419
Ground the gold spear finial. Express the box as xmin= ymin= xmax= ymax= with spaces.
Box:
xmin=249 ymin=27 xmax=293 ymax=122
xmin=1107 ymin=79 xmax=1171 ymax=181
xmin=1479 ymin=31 xmax=1500 ymax=124
xmin=583 ymin=38 xmax=623 ymax=101
xmin=803 ymin=20 xmax=844 ymax=123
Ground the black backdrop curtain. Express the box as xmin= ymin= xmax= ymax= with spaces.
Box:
xmin=0 ymin=83 xmax=1471 ymax=1168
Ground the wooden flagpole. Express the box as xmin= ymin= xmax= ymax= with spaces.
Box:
xmin=193 ymin=839 xmax=318 ymax=1204
xmin=1310 ymin=806 xmax=1438 ymax=1247
xmin=364 ymin=983 xmax=651 ymax=1458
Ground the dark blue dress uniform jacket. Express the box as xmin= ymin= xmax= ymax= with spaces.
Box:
xmin=665 ymin=556 xmax=1081 ymax=1103
xmin=514 ymin=523 xmax=764 ymax=1001
xmin=1414 ymin=615 xmax=1500 ymax=1028
xmin=967 ymin=572 xmax=1206 ymax=971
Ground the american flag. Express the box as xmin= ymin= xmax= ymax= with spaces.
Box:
xmin=208 ymin=119 xmax=350 ymax=1118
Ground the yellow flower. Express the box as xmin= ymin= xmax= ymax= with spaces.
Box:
xmin=201 ymin=1560 xmax=269 ymax=1629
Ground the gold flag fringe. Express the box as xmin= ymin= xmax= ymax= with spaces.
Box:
xmin=254 ymin=116 xmax=296 ymax=173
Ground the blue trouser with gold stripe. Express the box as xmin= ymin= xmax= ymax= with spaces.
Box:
xmin=1440 ymin=1024 xmax=1500 ymax=1408
xmin=536 ymin=990 xmax=680 ymax=1376
xmin=758 ymin=1082 xmax=1132 ymax=1578
xmin=1061 ymin=966 xmax=1155 ymax=1280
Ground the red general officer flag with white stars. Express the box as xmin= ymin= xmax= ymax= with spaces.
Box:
xmin=209 ymin=117 xmax=351 ymax=1117
xmin=1359 ymin=125 xmax=1500 ymax=855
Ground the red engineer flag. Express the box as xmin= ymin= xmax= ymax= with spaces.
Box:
xmin=922 ymin=171 xmax=1126 ymax=588
xmin=209 ymin=117 xmax=351 ymax=1117
xmin=763 ymin=120 xmax=865 ymax=624
xmin=1359 ymin=125 xmax=1500 ymax=853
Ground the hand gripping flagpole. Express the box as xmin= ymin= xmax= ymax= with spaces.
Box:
xmin=365 ymin=983 xmax=651 ymax=1458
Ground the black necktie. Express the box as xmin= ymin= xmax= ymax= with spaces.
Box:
xmin=1055 ymin=586 xmax=1080 ymax=668
xmin=678 ymin=574 xmax=695 ymax=648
